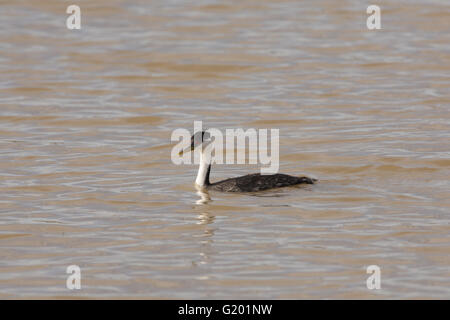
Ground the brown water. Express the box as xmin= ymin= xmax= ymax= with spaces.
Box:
xmin=0 ymin=0 xmax=449 ymax=299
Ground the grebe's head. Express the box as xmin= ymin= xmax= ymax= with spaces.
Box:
xmin=179 ymin=131 xmax=211 ymax=155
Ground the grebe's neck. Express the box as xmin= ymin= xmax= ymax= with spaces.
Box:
xmin=195 ymin=146 xmax=211 ymax=187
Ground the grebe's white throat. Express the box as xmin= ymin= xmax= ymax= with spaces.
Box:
xmin=195 ymin=144 xmax=212 ymax=187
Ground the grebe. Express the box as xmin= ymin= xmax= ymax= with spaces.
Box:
xmin=179 ymin=131 xmax=316 ymax=192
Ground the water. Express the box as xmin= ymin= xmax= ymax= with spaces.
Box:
xmin=0 ymin=0 xmax=449 ymax=299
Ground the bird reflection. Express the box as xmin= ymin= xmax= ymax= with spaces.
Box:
xmin=196 ymin=211 xmax=215 ymax=226
xmin=191 ymin=190 xmax=216 ymax=270
xmin=191 ymin=211 xmax=215 ymax=269
xmin=195 ymin=187 xmax=211 ymax=205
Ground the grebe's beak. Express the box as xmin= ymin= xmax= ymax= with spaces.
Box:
xmin=178 ymin=145 xmax=195 ymax=156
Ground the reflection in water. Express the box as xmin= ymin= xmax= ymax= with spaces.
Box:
xmin=195 ymin=188 xmax=212 ymax=205
xmin=193 ymin=210 xmax=215 ymax=271
xmin=196 ymin=211 xmax=215 ymax=226
xmin=193 ymin=187 xmax=216 ymax=270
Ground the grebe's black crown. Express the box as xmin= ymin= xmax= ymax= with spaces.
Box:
xmin=191 ymin=130 xmax=210 ymax=148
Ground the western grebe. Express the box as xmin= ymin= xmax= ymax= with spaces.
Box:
xmin=179 ymin=131 xmax=316 ymax=192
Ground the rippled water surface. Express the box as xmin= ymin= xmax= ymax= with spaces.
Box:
xmin=1 ymin=0 xmax=449 ymax=299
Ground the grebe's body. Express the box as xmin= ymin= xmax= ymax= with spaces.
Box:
xmin=207 ymin=173 xmax=315 ymax=192
xmin=181 ymin=131 xmax=316 ymax=193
